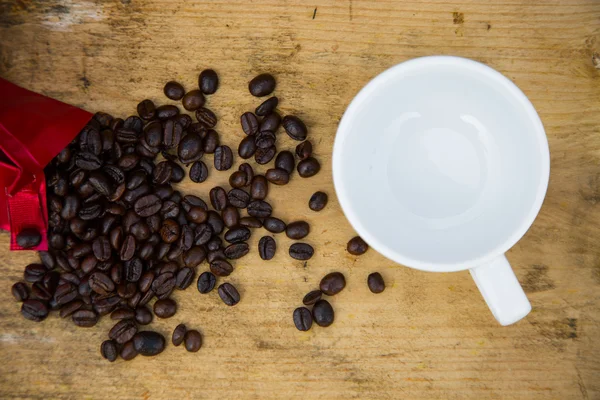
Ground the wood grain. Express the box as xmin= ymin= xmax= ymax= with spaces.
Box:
xmin=1 ymin=0 xmax=600 ymax=399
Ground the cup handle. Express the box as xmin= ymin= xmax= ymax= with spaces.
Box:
xmin=469 ymin=255 xmax=531 ymax=326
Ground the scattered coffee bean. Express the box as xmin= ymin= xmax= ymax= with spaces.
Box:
xmin=111 ymin=307 xmax=136 ymax=321
xmin=247 ymin=200 xmax=272 ymax=218
xmin=172 ymin=323 xmax=187 ymax=346
xmin=224 ymin=242 xmax=250 ymax=259
xmin=164 ymin=81 xmax=185 ymax=100
xmin=133 ymin=331 xmax=166 ymax=356
xmin=73 ymin=309 xmax=99 ymax=327
xmin=210 ymin=186 xmax=228 ymax=211
xmin=101 ymin=340 xmax=118 ymax=362
xmin=240 ymin=217 xmax=262 ymax=228
xmin=135 ymin=306 xmax=153 ymax=325
xmin=297 ymin=157 xmax=320 ymax=178
xmin=109 ymin=319 xmax=138 ymax=343
xmin=238 ymin=135 xmax=257 ymax=159
xmin=265 ymin=168 xmax=289 ymax=185
xmin=21 ymin=299 xmax=49 ymax=322
xmin=176 ymin=267 xmax=195 ymax=290
xmin=293 ymin=307 xmax=312 ymax=331
xmin=184 ymin=329 xmax=202 ymax=352
xmin=250 ymin=175 xmax=268 ymax=200
xmin=295 ymin=141 xmax=312 ymax=160
xmin=199 ymin=69 xmax=219 ymax=94
xmin=258 ymin=236 xmax=276 ymax=260
xmin=120 ymin=340 xmax=138 ymax=361
xmin=178 ymin=133 xmax=203 ymax=164
xmin=274 ymin=151 xmax=295 ymax=174
xmin=320 ymin=272 xmax=346 ymax=296
xmin=302 ymin=290 xmax=322 ymax=306
xmin=263 ymin=217 xmax=286 ymax=233
xmin=229 ymin=170 xmax=247 ymax=188
xmin=182 ymin=90 xmax=205 ymax=111
xmin=189 ymin=161 xmax=209 ymax=183
xmin=214 ymin=145 xmax=233 ymax=171
xmin=197 ymin=271 xmax=216 ymax=294
xmin=286 ymin=221 xmax=309 ymax=240
xmin=309 ymin=191 xmax=328 ymax=211
xmin=195 ymin=107 xmax=217 ymax=128
xmin=367 ymin=272 xmax=385 ymax=293
xmin=347 ymin=236 xmax=368 ymax=255
xmin=259 ymin=112 xmax=281 ymax=132
xmin=249 ymin=73 xmax=276 ymax=97
xmin=224 ymin=226 xmax=251 ymax=243
xmin=16 ymin=228 xmax=41 ymax=249
xmin=255 ymin=96 xmax=278 ymax=116
xmin=11 ymin=282 xmax=29 ymax=301
xmin=254 ymin=146 xmax=276 ymax=165
xmin=154 ymin=298 xmax=177 ymax=318
xmin=289 ymin=243 xmax=314 ymax=260
xmin=228 ymin=188 xmax=250 ymax=208
xmin=241 ymin=112 xmax=259 ymax=135
xmin=312 ymin=300 xmax=334 ymax=327
xmin=137 ymin=99 xmax=156 ymax=120
xmin=210 ymin=259 xmax=234 ymax=277
xmin=255 ymin=130 xmax=276 ymax=149
xmin=218 ymin=283 xmax=240 ymax=306
xmin=282 ymin=115 xmax=307 ymax=141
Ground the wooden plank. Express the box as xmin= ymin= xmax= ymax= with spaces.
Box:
xmin=1 ymin=0 xmax=599 ymax=398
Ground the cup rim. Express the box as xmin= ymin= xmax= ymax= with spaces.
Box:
xmin=332 ymin=55 xmax=550 ymax=272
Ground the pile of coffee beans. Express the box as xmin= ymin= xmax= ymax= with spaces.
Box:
xmin=10 ymin=69 xmax=329 ymax=361
xmin=293 ymin=271 xmax=346 ymax=331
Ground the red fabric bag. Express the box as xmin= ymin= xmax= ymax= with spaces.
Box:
xmin=0 ymin=78 xmax=92 ymax=250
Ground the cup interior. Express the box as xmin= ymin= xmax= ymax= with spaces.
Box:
xmin=333 ymin=56 xmax=549 ymax=271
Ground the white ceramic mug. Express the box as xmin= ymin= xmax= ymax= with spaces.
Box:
xmin=332 ymin=56 xmax=550 ymax=325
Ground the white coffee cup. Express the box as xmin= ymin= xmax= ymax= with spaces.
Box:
xmin=332 ymin=56 xmax=550 ymax=325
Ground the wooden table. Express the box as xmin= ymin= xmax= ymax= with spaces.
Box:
xmin=1 ymin=1 xmax=599 ymax=398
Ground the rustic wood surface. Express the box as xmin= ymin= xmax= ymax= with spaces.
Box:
xmin=1 ymin=0 xmax=600 ymax=399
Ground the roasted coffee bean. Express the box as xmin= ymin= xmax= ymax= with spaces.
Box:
xmin=228 ymin=188 xmax=251 ymax=208
xmin=182 ymin=194 xmax=208 ymax=211
xmin=265 ymin=168 xmax=289 ymax=185
xmin=263 ymin=217 xmax=286 ymax=233
xmin=59 ymin=300 xmax=83 ymax=318
xmin=289 ymin=243 xmax=314 ymax=260
xmin=56 ymin=147 xmax=72 ymax=164
xmin=241 ymin=112 xmax=259 ymax=135
xmin=135 ymin=306 xmax=153 ymax=325
xmin=158 ymin=219 xmax=179 ymax=244
xmin=54 ymin=283 xmax=78 ymax=306
xmin=120 ymin=340 xmax=138 ymax=361
xmin=250 ymin=175 xmax=268 ymax=200
xmin=138 ymin=271 xmax=154 ymax=293
xmin=61 ymin=195 xmax=81 ymax=220
xmin=109 ymin=319 xmax=138 ymax=343
xmin=254 ymin=146 xmax=276 ymax=165
xmin=247 ymin=200 xmax=272 ymax=218
xmin=206 ymin=211 xmax=224 ymax=235
xmin=170 ymin=162 xmax=185 ymax=183
xmin=187 ymin=206 xmax=208 ymax=224
xmin=93 ymin=293 xmax=121 ymax=315
xmin=188 ymin=161 xmax=208 ymax=183
xmin=229 ymin=170 xmax=247 ymax=188
xmin=197 ymin=272 xmax=216 ymax=294
xmin=249 ymin=73 xmax=276 ymax=97
xmin=72 ymin=243 xmax=93 ymax=258
xmin=16 ymin=228 xmax=41 ymax=249
xmin=123 ymin=184 xmax=150 ymax=205
xmin=178 ymin=133 xmax=203 ymax=164
xmin=238 ymin=135 xmax=257 ymax=159
xmin=92 ymin=236 xmax=111 ymax=262
xmin=224 ymin=226 xmax=251 ymax=243
xmin=123 ymin=115 xmax=143 ymax=133
xmin=286 ymin=221 xmax=309 ymax=240
xmin=138 ymin=290 xmax=155 ymax=307
xmin=176 ymin=267 xmax=195 ymax=290
xmin=21 ymin=299 xmax=49 ymax=322
xmin=155 ymin=185 xmax=174 ymax=200
xmin=297 ymin=157 xmax=320 ymax=178
xmin=110 ymin=264 xmax=123 ymax=285
xmin=347 ymin=236 xmax=368 ymax=255
xmin=320 ymin=272 xmax=346 ymax=296
xmin=214 ymin=145 xmax=233 ymax=171
xmin=79 ymin=203 xmax=103 ymax=221
xmin=207 ymin=237 xmax=221 ymax=251
xmin=210 ymin=259 xmax=234 ymax=277
xmin=209 ymin=186 xmax=228 ymax=211
xmin=224 ymin=242 xmax=249 ymax=259
xmin=282 ymin=115 xmax=307 ymax=141
xmin=207 ymin=249 xmax=225 ymax=263
xmin=258 ymin=236 xmax=276 ymax=260
xmin=302 ymin=290 xmax=322 ymax=306
xmin=172 ymin=323 xmax=187 ymax=346
xmin=89 ymin=172 xmax=115 ymax=197
xmin=240 ymin=217 xmax=262 ymax=228
xmin=274 ymin=151 xmax=295 ymax=174
xmin=72 ymin=309 xmax=99 ymax=327
xmin=24 ymin=264 xmax=47 ymax=283
xmin=218 ymin=283 xmax=240 ymax=306
xmin=164 ymin=81 xmax=185 ymax=100
xmin=153 ymin=161 xmax=172 ymax=184
xmin=184 ymin=330 xmax=202 ymax=352
xmin=152 ymin=272 xmax=176 ymax=299
xmin=104 ymin=165 xmax=125 ymax=185
xmin=120 ymin=235 xmax=137 ymax=261
xmin=295 ymin=140 xmax=313 ymax=160
xmin=195 ymin=107 xmax=217 ymax=128
xmin=293 ymin=307 xmax=312 ymax=331
xmin=31 ymin=282 xmax=52 ymax=301
xmin=199 ymin=69 xmax=219 ymax=94
xmin=118 ymin=154 xmax=141 ymax=171
xmin=309 ymin=191 xmax=328 ymax=211
xmin=114 ymin=128 xmax=139 ymax=146
xmin=111 ymin=307 xmax=136 ymax=320
xmin=160 ymin=201 xmax=180 ymax=220
xmin=11 ymin=282 xmax=29 ymax=301
xmin=163 ymin=120 xmax=183 ymax=149
xmin=194 ymin=224 xmax=213 ymax=246
xmin=75 ymin=152 xmax=102 ymax=170
xmin=124 ymin=258 xmax=143 ymax=283
xmin=156 ymin=105 xmax=180 ymax=121
xmin=110 ymin=227 xmax=123 ymax=251
xmin=133 ymin=331 xmax=166 ymax=356
xmin=221 ymin=206 xmax=240 ymax=228
xmin=312 ymin=299 xmax=334 ymax=327
xmin=89 ymin=272 xmax=115 ymax=295
xmin=137 ymin=99 xmax=156 ymax=120
xmin=134 ymin=194 xmax=162 ymax=217
xmin=368 ymin=272 xmax=385 ymax=293
xmin=255 ymin=96 xmax=278 ymax=116
xmin=101 ymin=340 xmax=118 ymax=362
xmin=238 ymin=162 xmax=254 ymax=182
xmin=255 ymin=130 xmax=276 ymax=149
xmin=182 ymin=89 xmax=205 ymax=111
xmin=154 ymin=298 xmax=177 ymax=318
xmin=132 ymin=222 xmax=152 ymax=241
xmin=259 ymin=112 xmax=281 ymax=132
xmin=178 ymin=225 xmax=194 ymax=251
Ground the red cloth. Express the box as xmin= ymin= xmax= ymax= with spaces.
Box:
xmin=0 ymin=78 xmax=92 ymax=250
